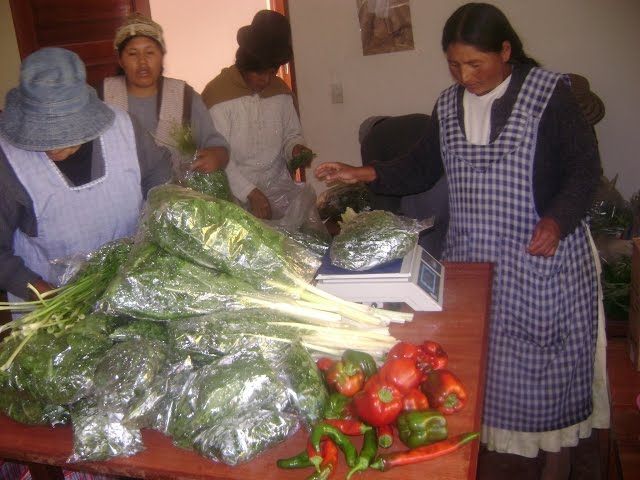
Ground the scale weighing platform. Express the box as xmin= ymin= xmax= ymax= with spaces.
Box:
xmin=314 ymin=244 xmax=444 ymax=311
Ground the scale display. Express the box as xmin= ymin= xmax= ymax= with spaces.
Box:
xmin=314 ymin=245 xmax=444 ymax=311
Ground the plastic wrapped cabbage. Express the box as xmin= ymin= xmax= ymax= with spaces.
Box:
xmin=141 ymin=184 xmax=321 ymax=290
xmin=331 ymin=208 xmax=433 ymax=271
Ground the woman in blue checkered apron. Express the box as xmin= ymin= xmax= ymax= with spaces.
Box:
xmin=440 ymin=4 xmax=609 ymax=478
xmin=315 ymin=3 xmax=609 ymax=477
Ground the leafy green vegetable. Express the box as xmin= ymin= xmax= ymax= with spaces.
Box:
xmin=2 ymin=316 xmax=114 ymax=405
xmin=183 ymin=170 xmax=233 ymax=201
xmin=193 ymin=409 xmax=299 ymax=465
xmin=109 ymin=319 xmax=169 ymax=344
xmin=274 ymin=340 xmax=328 ymax=429
xmin=166 ymin=348 xmax=292 ymax=453
xmin=93 ymin=339 xmax=169 ymax=410
xmin=330 ymin=208 xmax=432 ymax=271
xmin=68 ymin=398 xmax=143 ymax=462
xmin=167 ymin=309 xmax=301 ymax=364
xmin=0 ymin=240 xmax=131 ymax=371
xmin=100 ymin=241 xmax=260 ymax=321
xmin=317 ymin=183 xmax=372 ymax=222
xmin=601 ymin=256 xmax=632 ymax=320
xmin=0 ymin=386 xmax=68 ymax=425
xmin=288 ymin=149 xmax=317 ymax=173
xmin=142 ymin=184 xmax=321 ymax=289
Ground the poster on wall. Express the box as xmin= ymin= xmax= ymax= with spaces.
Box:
xmin=356 ymin=0 xmax=414 ymax=56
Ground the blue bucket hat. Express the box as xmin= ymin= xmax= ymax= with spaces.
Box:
xmin=0 ymin=47 xmax=114 ymax=151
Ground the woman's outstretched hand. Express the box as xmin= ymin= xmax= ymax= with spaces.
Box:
xmin=314 ymin=162 xmax=376 ymax=185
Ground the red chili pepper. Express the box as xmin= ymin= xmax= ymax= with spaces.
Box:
xmin=379 ymin=357 xmax=424 ymax=392
xmin=419 ymin=340 xmax=448 ymax=371
xmin=369 ymin=432 xmax=480 ymax=471
xmin=421 ymin=369 xmax=467 ymax=415
xmin=376 ymin=424 xmax=394 ymax=449
xmin=325 ymin=360 xmax=365 ymax=397
xmin=352 ymin=374 xmax=403 ymax=427
xmin=316 ymin=357 xmax=336 ymax=373
xmin=322 ymin=419 xmax=371 ymax=435
xmin=306 ymin=439 xmax=339 ymax=479
xmin=402 ymin=387 xmax=430 ymax=411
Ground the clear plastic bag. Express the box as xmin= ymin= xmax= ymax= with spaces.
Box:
xmin=331 ymin=209 xmax=433 ymax=271
xmin=92 ymin=339 xmax=169 ymax=411
xmin=265 ymin=182 xmax=331 ymax=256
xmin=141 ymin=184 xmax=321 ymax=290
xmin=99 ymin=241 xmax=262 ymax=321
xmin=68 ymin=399 xmax=143 ymax=463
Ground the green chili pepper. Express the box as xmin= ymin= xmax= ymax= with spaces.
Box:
xmin=396 ymin=409 xmax=448 ymax=449
xmin=277 ymin=450 xmax=314 ymax=469
xmin=342 ymin=349 xmax=378 ymax=380
xmin=346 ymin=427 xmax=378 ymax=479
xmin=322 ymin=392 xmax=353 ymax=420
xmin=311 ymin=423 xmax=358 ymax=467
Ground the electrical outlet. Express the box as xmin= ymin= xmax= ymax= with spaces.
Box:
xmin=330 ymin=83 xmax=344 ymax=104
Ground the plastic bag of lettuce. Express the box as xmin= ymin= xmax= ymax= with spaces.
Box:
xmin=330 ymin=208 xmax=434 ymax=271
xmin=140 ymin=184 xmax=321 ymax=290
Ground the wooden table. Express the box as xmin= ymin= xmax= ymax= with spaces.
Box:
xmin=0 ymin=262 xmax=493 ymax=480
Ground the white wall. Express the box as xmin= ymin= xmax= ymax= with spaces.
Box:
xmin=288 ymin=0 xmax=640 ymax=200
xmin=3 ymin=0 xmax=638 ymax=199
xmin=150 ymin=0 xmax=268 ymax=93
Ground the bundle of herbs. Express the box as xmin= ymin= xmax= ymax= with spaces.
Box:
xmin=0 ymin=240 xmax=131 ymax=371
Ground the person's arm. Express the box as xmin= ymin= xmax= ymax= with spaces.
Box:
xmin=528 ymin=77 xmax=601 ymax=256
xmin=208 ymin=102 xmax=256 ymax=203
xmin=0 ymin=147 xmax=46 ymax=298
xmin=130 ymin=115 xmax=173 ymax=197
xmin=362 ymin=109 xmax=444 ymax=196
xmin=190 ymin=91 xmax=229 ymax=172
xmin=279 ymin=94 xmax=307 ymax=163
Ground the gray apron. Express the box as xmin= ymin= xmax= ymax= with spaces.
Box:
xmin=4 ymin=108 xmax=142 ymax=301
xmin=439 ymin=68 xmax=598 ymax=432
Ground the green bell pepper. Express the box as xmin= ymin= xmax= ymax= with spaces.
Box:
xmin=342 ymin=349 xmax=378 ymax=380
xmin=396 ymin=409 xmax=448 ymax=448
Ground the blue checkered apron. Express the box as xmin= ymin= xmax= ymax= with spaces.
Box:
xmin=439 ymin=68 xmax=598 ymax=432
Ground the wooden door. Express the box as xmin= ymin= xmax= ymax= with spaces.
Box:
xmin=9 ymin=0 xmax=151 ymax=88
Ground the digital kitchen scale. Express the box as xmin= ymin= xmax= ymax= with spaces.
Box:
xmin=314 ymin=244 xmax=444 ymax=311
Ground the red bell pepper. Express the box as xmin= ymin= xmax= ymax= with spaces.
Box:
xmin=402 ymin=387 xmax=430 ymax=411
xmin=316 ymin=357 xmax=336 ymax=373
xmin=324 ymin=360 xmax=365 ymax=397
xmin=379 ymin=357 xmax=424 ymax=392
xmin=421 ymin=369 xmax=467 ymax=415
xmin=352 ymin=374 xmax=403 ymax=427
xmin=387 ymin=341 xmax=425 ymax=362
xmin=419 ymin=340 xmax=448 ymax=371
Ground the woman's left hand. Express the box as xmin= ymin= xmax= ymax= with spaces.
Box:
xmin=190 ymin=146 xmax=229 ymax=173
xmin=527 ymin=217 xmax=561 ymax=257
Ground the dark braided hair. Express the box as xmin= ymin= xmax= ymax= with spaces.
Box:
xmin=442 ymin=3 xmax=539 ymax=66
